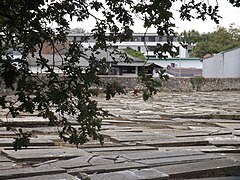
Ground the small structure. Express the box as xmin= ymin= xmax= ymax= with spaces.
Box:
xmin=109 ymin=62 xmax=162 ymax=76
xmin=147 ymin=55 xmax=202 ymax=77
xmin=203 ymin=46 xmax=240 ymax=78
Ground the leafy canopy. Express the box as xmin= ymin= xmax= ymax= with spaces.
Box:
xmin=0 ymin=0 xmax=234 ymax=150
xmin=180 ymin=25 xmax=240 ymax=57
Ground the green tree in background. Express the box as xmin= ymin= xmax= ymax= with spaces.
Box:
xmin=180 ymin=25 xmax=240 ymax=58
xmin=0 ymin=0 xmax=237 ymax=150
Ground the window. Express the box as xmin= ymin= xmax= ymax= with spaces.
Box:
xmin=121 ymin=66 xmax=136 ymax=74
xmin=148 ymin=36 xmax=156 ymax=42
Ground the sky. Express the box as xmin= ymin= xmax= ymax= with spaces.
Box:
xmin=69 ymin=1 xmax=240 ymax=33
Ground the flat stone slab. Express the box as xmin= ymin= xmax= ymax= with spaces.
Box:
xmin=121 ymin=150 xmax=204 ymax=161
xmin=135 ymin=154 xmax=224 ymax=166
xmin=89 ymin=169 xmax=169 ymax=180
xmin=156 ymin=158 xmax=240 ymax=179
xmin=205 ymin=135 xmax=240 ymax=146
xmin=0 ymin=162 xmax=17 ymax=170
xmin=10 ymin=173 xmax=78 ymax=180
xmin=0 ymin=164 xmax=66 ymax=179
xmin=233 ymin=130 xmax=240 ymax=136
xmin=137 ymin=138 xmax=209 ymax=147
xmin=83 ymin=145 xmax=158 ymax=153
xmin=0 ymin=117 xmax=49 ymax=126
xmin=175 ymin=132 xmax=210 ymax=137
xmin=0 ymin=128 xmax=16 ymax=137
xmin=0 ymin=138 xmax=54 ymax=147
xmin=68 ymin=162 xmax=148 ymax=175
xmin=215 ymin=123 xmax=240 ymax=130
xmin=201 ymin=147 xmax=240 ymax=153
xmin=1 ymin=148 xmax=90 ymax=161
xmin=189 ymin=177 xmax=240 ymax=180
xmin=110 ymin=135 xmax=174 ymax=143
xmin=0 ymin=155 xmax=12 ymax=162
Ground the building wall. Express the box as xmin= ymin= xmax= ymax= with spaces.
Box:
xmin=203 ymin=48 xmax=240 ymax=78
xmin=67 ymin=33 xmax=189 ymax=58
xmin=148 ymin=59 xmax=202 ymax=69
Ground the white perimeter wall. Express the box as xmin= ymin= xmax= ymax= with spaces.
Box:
xmin=203 ymin=49 xmax=240 ymax=78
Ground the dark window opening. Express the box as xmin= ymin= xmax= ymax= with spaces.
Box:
xmin=148 ymin=36 xmax=156 ymax=42
xmin=121 ymin=66 xmax=136 ymax=74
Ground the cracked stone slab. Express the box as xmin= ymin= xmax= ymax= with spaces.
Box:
xmin=89 ymin=169 xmax=169 ymax=180
xmin=1 ymin=148 xmax=90 ymax=161
xmin=47 ymin=155 xmax=93 ymax=169
xmin=89 ymin=156 xmax=115 ymax=166
xmin=68 ymin=162 xmax=148 ymax=175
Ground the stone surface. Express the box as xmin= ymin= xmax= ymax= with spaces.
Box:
xmin=68 ymin=162 xmax=148 ymax=175
xmin=137 ymin=138 xmax=209 ymax=147
xmin=189 ymin=177 xmax=240 ymax=180
xmin=83 ymin=145 xmax=158 ymax=153
xmin=0 ymin=138 xmax=54 ymax=147
xmin=156 ymin=158 xmax=240 ymax=179
xmin=121 ymin=150 xmax=204 ymax=161
xmin=89 ymin=169 xmax=169 ymax=180
xmin=1 ymin=148 xmax=90 ymax=161
xmin=0 ymin=164 xmax=66 ymax=179
xmin=48 ymin=155 xmax=93 ymax=169
xmin=1 ymin=91 xmax=240 ymax=179
xmin=135 ymin=154 xmax=224 ymax=166
xmin=10 ymin=173 xmax=78 ymax=180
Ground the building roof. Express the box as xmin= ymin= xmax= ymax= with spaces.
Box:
xmin=111 ymin=62 xmax=162 ymax=68
xmin=67 ymin=33 xmax=164 ymax=37
xmin=203 ymin=46 xmax=240 ymax=60
xmin=146 ymin=56 xmax=202 ymax=61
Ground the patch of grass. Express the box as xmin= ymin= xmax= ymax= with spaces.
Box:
xmin=122 ymin=47 xmax=146 ymax=60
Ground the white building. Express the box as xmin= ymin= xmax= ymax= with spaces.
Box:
xmin=203 ymin=47 xmax=240 ymax=78
xmin=147 ymin=56 xmax=202 ymax=69
xmin=67 ymin=33 xmax=189 ymax=58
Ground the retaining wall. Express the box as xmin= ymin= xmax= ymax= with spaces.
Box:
xmin=1 ymin=76 xmax=240 ymax=94
xmin=99 ymin=76 xmax=240 ymax=92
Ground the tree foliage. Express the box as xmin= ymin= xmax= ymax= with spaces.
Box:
xmin=180 ymin=24 xmax=240 ymax=58
xmin=0 ymin=0 xmax=234 ymax=150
